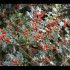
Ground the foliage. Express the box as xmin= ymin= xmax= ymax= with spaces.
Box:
xmin=0 ymin=4 xmax=70 ymax=66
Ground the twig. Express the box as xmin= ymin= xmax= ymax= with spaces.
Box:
xmin=60 ymin=58 xmax=68 ymax=66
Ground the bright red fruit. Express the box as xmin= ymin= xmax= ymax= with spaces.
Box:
xmin=43 ymin=44 xmax=49 ymax=50
xmin=12 ymin=59 xmax=19 ymax=65
xmin=23 ymin=29 xmax=29 ymax=35
xmin=1 ymin=13 xmax=6 ymax=18
xmin=22 ymin=45 xmax=26 ymax=49
xmin=0 ymin=36 xmax=3 ymax=40
xmin=4 ymin=38 xmax=10 ymax=43
xmin=10 ymin=20 xmax=15 ymax=25
xmin=18 ymin=20 xmax=22 ymax=26
xmin=31 ymin=48 xmax=35 ymax=53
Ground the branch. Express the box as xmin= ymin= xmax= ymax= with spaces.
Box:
xmin=60 ymin=58 xmax=68 ymax=66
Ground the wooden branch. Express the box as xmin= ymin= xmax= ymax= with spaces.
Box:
xmin=60 ymin=58 xmax=68 ymax=66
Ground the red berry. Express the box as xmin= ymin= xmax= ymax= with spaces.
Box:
xmin=23 ymin=29 xmax=29 ymax=35
xmin=2 ymin=31 xmax=6 ymax=37
xmin=39 ymin=30 xmax=43 ymax=34
xmin=0 ymin=36 xmax=3 ymax=40
xmin=12 ymin=59 xmax=19 ymax=65
xmin=43 ymin=44 xmax=49 ymax=50
xmin=31 ymin=48 xmax=35 ymax=53
xmin=18 ymin=20 xmax=22 ymax=26
xmin=4 ymin=38 xmax=10 ymax=43
xmin=10 ymin=20 xmax=14 ymax=25
xmin=22 ymin=45 xmax=26 ymax=49
xmin=1 ymin=13 xmax=6 ymax=18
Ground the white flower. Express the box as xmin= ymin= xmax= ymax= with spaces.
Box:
xmin=39 ymin=63 xmax=43 ymax=66
xmin=59 ymin=21 xmax=64 ymax=26
xmin=57 ymin=48 xmax=62 ymax=53
xmin=6 ymin=53 xmax=15 ymax=60
xmin=36 ymin=6 xmax=41 ymax=12
xmin=36 ymin=6 xmax=41 ymax=15
xmin=48 ymin=12 xmax=53 ymax=14
xmin=55 ymin=4 xmax=58 ymax=8
xmin=52 ymin=7 xmax=57 ymax=13
xmin=65 ymin=37 xmax=69 ymax=41
xmin=39 ymin=29 xmax=46 ymax=33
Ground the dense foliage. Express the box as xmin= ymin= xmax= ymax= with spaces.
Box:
xmin=0 ymin=4 xmax=70 ymax=66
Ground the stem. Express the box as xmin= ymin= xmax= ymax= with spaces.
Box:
xmin=60 ymin=58 xmax=68 ymax=66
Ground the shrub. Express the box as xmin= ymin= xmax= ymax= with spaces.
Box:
xmin=0 ymin=4 xmax=70 ymax=66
